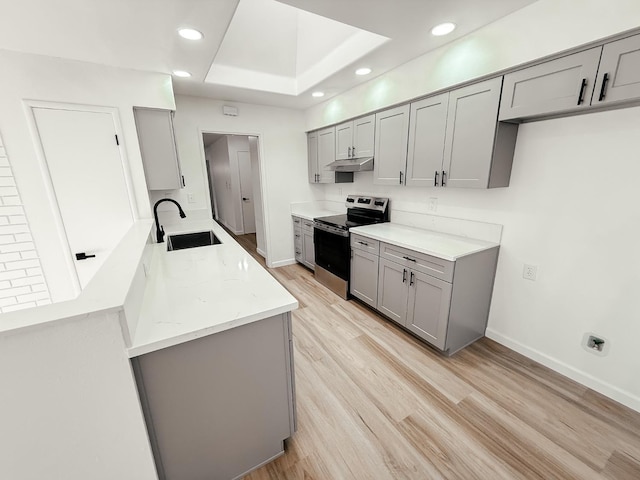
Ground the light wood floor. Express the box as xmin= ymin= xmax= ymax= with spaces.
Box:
xmin=234 ymin=234 xmax=640 ymax=480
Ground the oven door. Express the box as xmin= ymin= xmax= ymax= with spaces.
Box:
xmin=314 ymin=224 xmax=350 ymax=281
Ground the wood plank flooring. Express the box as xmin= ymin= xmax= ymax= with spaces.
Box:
xmin=233 ymin=233 xmax=640 ymax=479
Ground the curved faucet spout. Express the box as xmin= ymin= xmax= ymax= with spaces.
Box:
xmin=153 ymin=198 xmax=186 ymax=243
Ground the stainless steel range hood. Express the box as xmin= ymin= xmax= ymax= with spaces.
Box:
xmin=327 ymin=157 xmax=374 ymax=172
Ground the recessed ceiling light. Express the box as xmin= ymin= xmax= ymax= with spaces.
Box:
xmin=178 ymin=28 xmax=204 ymax=40
xmin=355 ymin=68 xmax=372 ymax=76
xmin=172 ymin=70 xmax=192 ymax=78
xmin=312 ymin=91 xmax=325 ymax=98
xmin=431 ymin=22 xmax=456 ymax=36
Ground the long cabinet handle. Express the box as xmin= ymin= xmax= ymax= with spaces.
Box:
xmin=402 ymin=269 xmax=407 ymax=283
xmin=399 ymin=171 xmax=403 ymax=185
xmin=577 ymin=78 xmax=587 ymax=105
xmin=442 ymin=170 xmax=447 ymax=187
xmin=352 ymin=146 xmax=356 ymax=157
xmin=357 ymin=241 xmax=369 ymax=246
xmin=348 ymin=146 xmax=352 ymax=158
xmin=409 ymin=271 xmax=415 ymax=286
xmin=434 ymin=170 xmax=439 ymax=187
xmin=599 ymin=73 xmax=609 ymax=102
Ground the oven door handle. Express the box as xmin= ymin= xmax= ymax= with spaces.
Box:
xmin=313 ymin=222 xmax=349 ymax=237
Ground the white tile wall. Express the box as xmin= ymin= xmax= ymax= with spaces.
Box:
xmin=0 ymin=133 xmax=51 ymax=313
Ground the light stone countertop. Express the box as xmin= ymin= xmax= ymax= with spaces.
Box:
xmin=350 ymin=223 xmax=499 ymax=261
xmin=291 ymin=202 xmax=345 ymax=221
xmin=128 ymin=219 xmax=298 ymax=357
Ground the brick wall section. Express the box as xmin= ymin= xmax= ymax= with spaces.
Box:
xmin=0 ymin=133 xmax=51 ymax=313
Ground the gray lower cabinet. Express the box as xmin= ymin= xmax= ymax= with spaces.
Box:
xmin=132 ymin=313 xmax=296 ymax=480
xmin=349 ymin=238 xmax=380 ymax=308
xmin=499 ymin=47 xmax=603 ymax=121
xmin=292 ymin=216 xmax=314 ymax=270
xmin=351 ymin=234 xmax=500 ymax=355
xmin=593 ymin=33 xmax=640 ymax=106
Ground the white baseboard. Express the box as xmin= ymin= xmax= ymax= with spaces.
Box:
xmin=485 ymin=328 xmax=640 ymax=413
xmin=268 ymin=258 xmax=297 ymax=268
xmin=256 ymin=248 xmax=266 ymax=259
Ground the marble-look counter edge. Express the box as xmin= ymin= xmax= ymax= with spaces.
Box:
xmin=350 ymin=223 xmax=499 ymax=261
xmin=127 ymin=218 xmax=298 ymax=358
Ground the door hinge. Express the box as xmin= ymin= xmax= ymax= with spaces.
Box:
xmin=114 ymin=134 xmax=120 ymax=146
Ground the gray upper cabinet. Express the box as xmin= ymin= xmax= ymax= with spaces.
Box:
xmin=307 ymin=128 xmax=353 ymax=184
xmin=335 ymin=122 xmax=353 ymax=161
xmin=374 ymin=105 xmax=410 ymax=185
xmin=499 ymin=48 xmax=602 ymax=121
xmin=336 ymin=115 xmax=375 ymax=160
xmin=317 ymin=127 xmax=336 ymax=184
xmin=593 ymin=33 xmax=640 ymax=106
xmin=307 ymin=131 xmax=319 ymax=183
xmin=443 ymin=77 xmax=517 ymax=189
xmin=406 ymin=93 xmax=449 ymax=187
xmin=134 ymin=107 xmax=184 ymax=190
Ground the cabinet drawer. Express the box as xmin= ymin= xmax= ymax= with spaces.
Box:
xmin=350 ymin=234 xmax=379 ymax=255
xmin=292 ymin=216 xmax=302 ymax=228
xmin=380 ymin=242 xmax=454 ymax=282
xmin=301 ymin=219 xmax=315 ymax=232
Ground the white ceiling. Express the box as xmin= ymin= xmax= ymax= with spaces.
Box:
xmin=0 ymin=0 xmax=538 ymax=109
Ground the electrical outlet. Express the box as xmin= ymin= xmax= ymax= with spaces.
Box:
xmin=523 ymin=264 xmax=537 ymax=281
xmin=582 ymin=332 xmax=609 ymax=356
xmin=187 ymin=193 xmax=195 ymax=204
xmin=428 ymin=197 xmax=438 ymax=212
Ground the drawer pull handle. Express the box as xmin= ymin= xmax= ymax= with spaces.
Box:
xmin=599 ymin=73 xmax=609 ymax=102
xmin=577 ymin=78 xmax=587 ymax=105
xmin=295 ymin=234 xmax=300 ymax=237
xmin=403 ymin=256 xmax=416 ymax=262
xmin=409 ymin=271 xmax=415 ymax=286
xmin=358 ymin=241 xmax=369 ymax=246
xmin=402 ymin=269 xmax=407 ymax=283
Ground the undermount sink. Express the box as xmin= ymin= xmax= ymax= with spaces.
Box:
xmin=167 ymin=230 xmax=222 ymax=251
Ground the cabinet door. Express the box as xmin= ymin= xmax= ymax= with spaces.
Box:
xmin=353 ymin=114 xmax=375 ymax=158
xmin=406 ymin=270 xmax=452 ymax=350
xmin=593 ymin=34 xmax=640 ymax=106
xmin=317 ymin=127 xmax=336 ymax=183
xmin=134 ymin=108 xmax=184 ymax=190
xmin=350 ymin=248 xmax=379 ymax=308
xmin=406 ymin=93 xmax=449 ymax=187
xmin=442 ymin=77 xmax=502 ymax=189
xmin=335 ymin=122 xmax=353 ymax=160
xmin=307 ymin=131 xmax=319 ymax=183
xmin=374 ymin=105 xmax=410 ymax=185
xmin=499 ymin=48 xmax=602 ymax=121
xmin=377 ymin=258 xmax=408 ymax=325
xmin=302 ymin=230 xmax=315 ymax=270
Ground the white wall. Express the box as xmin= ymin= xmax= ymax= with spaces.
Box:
xmin=165 ymin=95 xmax=321 ymax=267
xmin=304 ymin=0 xmax=640 ymax=411
xmin=0 ymin=50 xmax=174 ymax=302
xmin=0 ymin=312 xmax=157 ymax=480
xmin=305 ymin=0 xmax=640 ymax=130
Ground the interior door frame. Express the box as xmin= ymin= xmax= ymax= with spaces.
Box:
xmin=23 ymin=100 xmax=138 ymax=295
xmin=197 ymin=129 xmax=270 ymax=263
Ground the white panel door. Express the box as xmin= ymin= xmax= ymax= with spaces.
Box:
xmin=237 ymin=150 xmax=256 ymax=234
xmin=32 ymin=107 xmax=134 ymax=290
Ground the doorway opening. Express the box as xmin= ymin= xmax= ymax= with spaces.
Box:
xmin=202 ymin=133 xmax=267 ymax=259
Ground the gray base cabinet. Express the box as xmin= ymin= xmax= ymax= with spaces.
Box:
xmin=132 ymin=314 xmax=296 ymax=480
xmin=352 ymin=235 xmax=499 ymax=355
xmin=349 ymin=234 xmax=380 ymax=308
xmin=292 ymin=216 xmax=314 ymax=270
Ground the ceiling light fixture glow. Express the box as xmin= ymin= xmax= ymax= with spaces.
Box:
xmin=355 ymin=68 xmax=372 ymax=76
xmin=178 ymin=28 xmax=204 ymax=40
xmin=172 ymin=70 xmax=192 ymax=78
xmin=312 ymin=91 xmax=325 ymax=98
xmin=431 ymin=22 xmax=456 ymax=36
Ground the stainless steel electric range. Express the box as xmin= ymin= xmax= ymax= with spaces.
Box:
xmin=314 ymin=195 xmax=389 ymax=299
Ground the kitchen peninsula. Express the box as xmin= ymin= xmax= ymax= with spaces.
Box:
xmin=0 ymin=217 xmax=298 ymax=480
